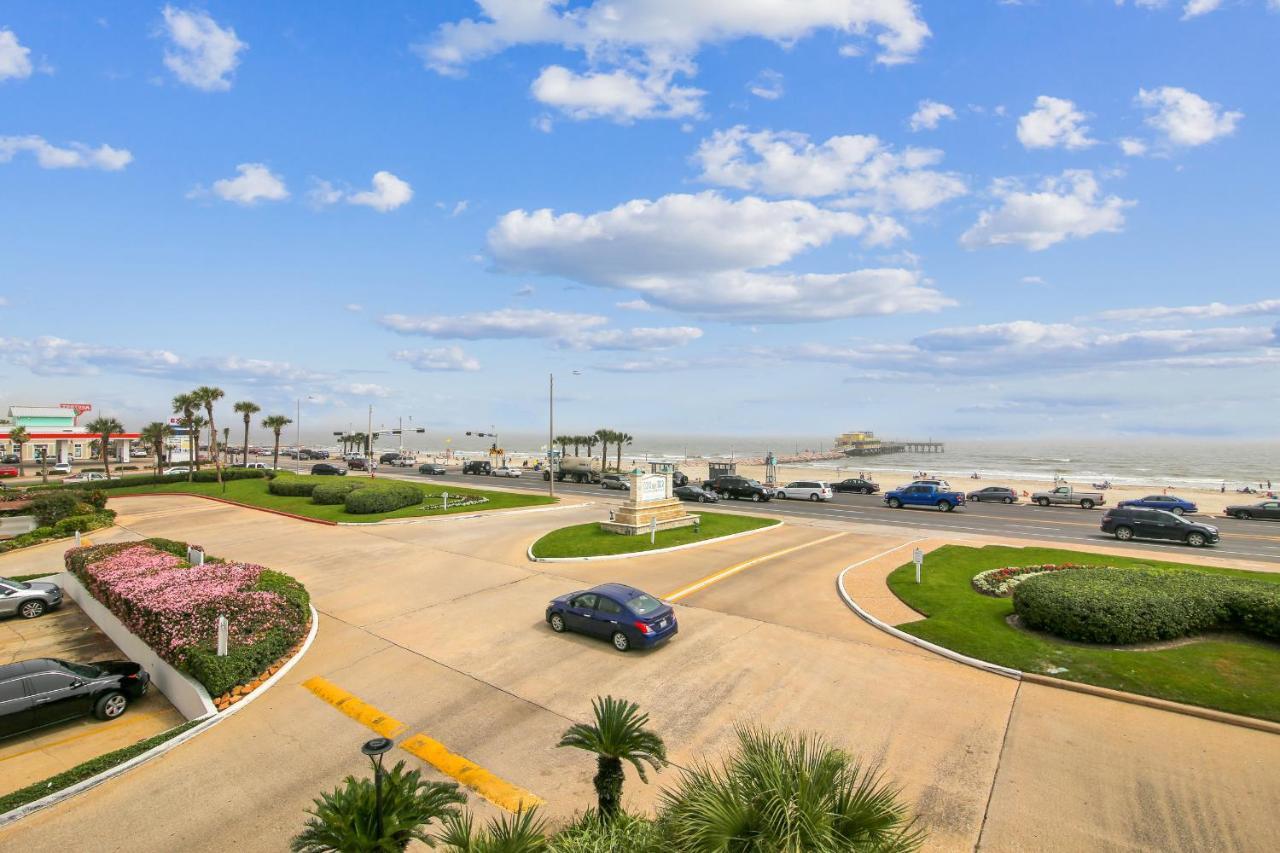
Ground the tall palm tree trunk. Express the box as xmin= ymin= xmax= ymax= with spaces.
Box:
xmin=594 ymin=755 xmax=624 ymax=818
xmin=102 ymin=433 xmax=113 ymax=480
xmin=272 ymin=431 xmax=281 ymax=471
xmin=243 ymin=417 xmax=251 ymax=466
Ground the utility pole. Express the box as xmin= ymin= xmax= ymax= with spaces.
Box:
xmin=548 ymin=372 xmax=555 ymax=500
xmin=295 ymin=398 xmax=301 ymax=474
xmin=367 ymin=404 xmax=374 ymax=478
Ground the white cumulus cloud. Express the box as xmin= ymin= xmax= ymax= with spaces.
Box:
xmin=347 ymin=171 xmax=414 ymax=212
xmin=747 ymin=69 xmax=784 ymax=101
xmin=206 ymin=163 xmax=289 ymax=205
xmin=1017 ymin=96 xmax=1096 ymax=150
xmin=1096 ymin=298 xmax=1280 ymax=322
xmin=0 ymin=136 xmax=133 ymax=170
xmin=0 ymin=28 xmax=33 ymax=81
xmin=531 ymin=65 xmax=703 ymax=122
xmin=961 ymin=170 xmax=1133 ymax=252
xmin=161 ymin=5 xmax=247 ymax=92
xmin=392 ymin=347 xmax=481 ymax=372
xmin=380 ymin=308 xmax=702 ymax=351
xmin=1136 ymin=86 xmax=1242 ymax=147
xmin=909 ymin=99 xmax=955 ymax=131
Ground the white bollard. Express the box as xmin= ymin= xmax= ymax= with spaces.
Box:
xmin=442 ymin=491 xmax=448 ymax=510
xmin=217 ymin=615 xmax=229 ymax=656
xmin=913 ymin=547 xmax=924 ymax=584
xmin=74 ymin=530 xmax=81 ymax=547
xmin=650 ymin=516 xmax=657 ymax=544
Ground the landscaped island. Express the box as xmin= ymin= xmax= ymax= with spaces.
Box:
xmin=530 ymin=512 xmax=779 ymax=559
xmin=886 ymin=545 xmax=1280 ymax=721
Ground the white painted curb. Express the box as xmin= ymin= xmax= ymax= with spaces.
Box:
xmin=529 ymin=518 xmax=783 ymax=563
xmin=834 ymin=542 xmax=1022 ymax=681
xmin=0 ymin=605 xmax=319 ymax=827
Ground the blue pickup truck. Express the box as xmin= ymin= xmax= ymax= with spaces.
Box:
xmin=884 ymin=483 xmax=967 ymax=512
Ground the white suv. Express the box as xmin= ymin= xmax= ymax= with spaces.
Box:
xmin=775 ymin=481 xmax=834 ymax=502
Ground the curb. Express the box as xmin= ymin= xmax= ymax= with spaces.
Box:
xmin=529 ymin=518 xmax=783 ymax=563
xmin=0 ymin=526 xmax=117 ymax=558
xmin=0 ymin=605 xmax=320 ymax=827
xmin=338 ymin=500 xmax=584 ymax=527
xmin=836 ymin=551 xmax=1280 ymax=736
xmin=108 ymin=493 xmax=337 ymax=525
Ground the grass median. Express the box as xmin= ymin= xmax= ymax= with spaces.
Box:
xmin=105 ymin=476 xmax=553 ymax=523
xmin=886 ymin=545 xmax=1280 ymax=722
xmin=531 ymin=511 xmax=779 ymax=559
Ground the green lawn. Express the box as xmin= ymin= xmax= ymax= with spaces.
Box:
xmin=106 ymin=476 xmax=554 ymax=523
xmin=886 ymin=545 xmax=1280 ymax=721
xmin=530 ymin=512 xmax=778 ymax=558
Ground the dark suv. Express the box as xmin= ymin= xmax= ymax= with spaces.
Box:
xmin=1100 ymin=507 xmax=1219 ymax=547
xmin=1 ymin=658 xmax=151 ymax=739
xmin=703 ymin=475 xmax=772 ymax=502
xmin=463 ymin=460 xmax=492 ymax=475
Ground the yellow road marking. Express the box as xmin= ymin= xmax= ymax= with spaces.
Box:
xmin=0 ymin=711 xmax=167 ymax=763
xmin=302 ymin=677 xmax=406 ymax=738
xmin=400 ymin=732 xmax=544 ymax=813
xmin=664 ymin=531 xmax=849 ymax=602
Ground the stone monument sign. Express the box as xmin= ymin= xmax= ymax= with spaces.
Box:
xmin=600 ymin=468 xmax=697 ymax=536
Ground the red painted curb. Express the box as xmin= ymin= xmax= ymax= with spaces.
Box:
xmin=108 ymin=493 xmax=338 ymax=526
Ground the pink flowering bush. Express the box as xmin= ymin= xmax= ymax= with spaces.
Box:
xmin=67 ymin=539 xmax=309 ymax=695
xmin=972 ymin=563 xmax=1106 ymax=597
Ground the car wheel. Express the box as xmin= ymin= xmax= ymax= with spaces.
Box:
xmin=611 ymin=631 xmax=630 ymax=652
xmin=1037 ymin=498 xmax=1051 ymax=507
xmin=1003 ymin=496 xmax=1014 ymax=504
xmin=937 ymin=501 xmax=953 ymax=512
xmin=1171 ymin=507 xmax=1184 ymax=515
xmin=887 ymin=497 xmax=902 ymax=508
xmin=1081 ymin=499 xmax=1095 ymax=510
xmin=1114 ymin=526 xmax=1134 ymax=541
xmin=700 ymin=495 xmax=710 ymax=502
xmin=94 ymin=691 xmax=128 ymax=720
xmin=549 ymin=613 xmax=566 ymax=633
xmin=1235 ymin=511 xmax=1252 ymax=520
xmin=19 ymin=600 xmax=47 ymax=619
xmin=751 ymin=493 xmax=761 ymax=502
xmin=860 ymin=487 xmax=870 ymax=494
xmin=777 ymin=491 xmax=787 ymax=499
xmin=1186 ymin=531 xmax=1206 ymax=547
xmin=809 ymin=493 xmax=819 ymax=502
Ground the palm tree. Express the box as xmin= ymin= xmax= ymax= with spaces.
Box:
xmin=615 ymin=433 xmax=633 ymax=473
xmin=558 ymin=696 xmax=666 ymax=820
xmin=8 ymin=426 xmax=28 ymax=477
xmin=659 ymin=727 xmax=923 ymax=852
xmin=435 ymin=807 xmax=546 ymax=852
xmin=172 ymin=393 xmax=199 ymax=480
xmin=570 ymin=435 xmax=582 ymax=456
xmin=263 ymin=415 xmax=292 ymax=471
xmin=139 ymin=422 xmax=172 ymax=476
xmin=84 ymin=416 xmax=124 ymax=480
xmin=234 ymin=401 xmax=260 ymax=468
xmin=583 ymin=433 xmax=598 ymax=461
xmin=190 ymin=414 xmax=208 ymax=470
xmin=192 ymin=386 xmax=226 ymax=490
xmin=292 ymin=760 xmax=464 ymax=853
xmin=594 ymin=429 xmax=610 ymax=473
xmin=222 ymin=426 xmax=231 ymax=463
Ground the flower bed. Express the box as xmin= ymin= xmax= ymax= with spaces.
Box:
xmin=66 ymin=538 xmax=310 ymax=697
xmin=971 ymin=563 xmax=1105 ymax=597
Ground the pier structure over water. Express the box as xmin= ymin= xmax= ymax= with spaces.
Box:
xmin=834 ymin=430 xmax=945 ymax=457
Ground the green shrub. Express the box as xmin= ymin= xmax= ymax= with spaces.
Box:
xmin=1014 ymin=568 xmax=1280 ymax=645
xmin=0 ymin=526 xmax=58 ymax=553
xmin=29 ymin=491 xmax=82 ymax=526
xmin=311 ymin=480 xmax=368 ymax=505
xmin=79 ymin=489 xmax=108 ymax=510
xmin=344 ymin=480 xmax=423 ymax=514
xmin=192 ymin=468 xmax=270 ymax=483
xmin=184 ymin=627 xmax=299 ymax=696
xmin=52 ymin=510 xmax=116 ymax=536
xmin=268 ymin=475 xmax=322 ymax=497
xmin=256 ymin=569 xmax=311 ymax=618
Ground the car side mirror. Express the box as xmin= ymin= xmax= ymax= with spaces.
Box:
xmin=69 ymin=679 xmax=84 ymax=688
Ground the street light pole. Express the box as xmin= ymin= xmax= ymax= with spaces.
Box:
xmin=367 ymin=404 xmax=374 ymax=478
xmin=361 ymin=737 xmax=393 ymax=842
xmin=295 ymin=398 xmax=301 ymax=474
xmin=548 ymin=372 xmax=555 ymax=500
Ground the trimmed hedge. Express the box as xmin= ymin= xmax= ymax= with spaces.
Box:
xmin=268 ymin=475 xmax=322 ymax=497
xmin=185 ymin=626 xmax=297 ymax=697
xmin=1014 ymin=568 xmax=1280 ymax=645
xmin=0 ymin=510 xmax=115 ymax=554
xmin=29 ymin=491 xmax=83 ymax=525
xmin=343 ymin=480 xmax=423 ymax=514
xmin=311 ymin=480 xmax=368 ymax=505
xmin=29 ymin=468 xmax=270 ymax=493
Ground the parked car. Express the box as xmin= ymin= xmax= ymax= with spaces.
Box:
xmin=545 ymin=583 xmax=677 ymax=652
xmin=419 ymin=463 xmax=448 ymax=475
xmin=1100 ymin=507 xmax=1219 ymax=547
xmin=130 ymin=449 xmax=150 ymax=458
xmin=909 ymin=478 xmax=951 ymax=489
xmin=241 ymin=462 xmax=271 ymax=470
xmin=390 ymin=456 xmax=416 ymax=467
xmin=0 ymin=658 xmax=151 ymax=738
xmin=966 ymin=486 xmax=1019 ymax=504
xmin=312 ymin=449 xmax=330 ymax=460
xmin=462 ymin=461 xmax=492 ymax=476
xmin=775 ymin=481 xmax=834 ymax=502
xmin=0 ymin=576 xmax=63 ymax=619
xmin=0 ymin=466 xmax=18 ymax=479
xmin=492 ymin=466 xmax=522 ymax=478
xmin=702 ymin=475 xmax=772 ymax=502
xmin=347 ymin=457 xmax=369 ymax=471
xmin=1117 ymin=495 xmax=1198 ymax=515
xmin=600 ymin=473 xmax=630 ymax=490
xmin=1030 ymin=486 xmax=1106 ymax=509
xmin=162 ymin=466 xmax=190 ymax=476
xmin=49 ymin=462 xmax=73 ymax=475
xmin=310 ymin=463 xmax=346 ymax=476
xmin=1 ymin=454 xmax=19 ymax=464
xmin=379 ymin=452 xmax=401 ymax=464
xmin=831 ymin=478 xmax=879 ymax=494
xmin=884 ymin=483 xmax=966 ymax=512
xmin=674 ymin=484 xmax=718 ymax=503
xmin=1224 ymin=500 xmax=1280 ymax=521
xmin=64 ymin=471 xmax=109 ymax=484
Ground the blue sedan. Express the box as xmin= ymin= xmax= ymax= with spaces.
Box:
xmin=1117 ymin=494 xmax=1198 ymax=515
xmin=545 ymin=583 xmax=677 ymax=652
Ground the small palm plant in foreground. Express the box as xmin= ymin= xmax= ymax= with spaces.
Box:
xmin=436 ymin=807 xmax=547 ymax=852
xmin=558 ymin=696 xmax=667 ymax=820
xmin=291 ymin=760 xmax=464 ymax=853
xmin=659 ymin=726 xmax=924 ymax=852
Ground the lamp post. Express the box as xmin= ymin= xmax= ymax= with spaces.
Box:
xmin=295 ymin=395 xmax=317 ymax=473
xmin=361 ymin=736 xmax=394 ymax=841
xmin=547 ymin=370 xmax=581 ymax=500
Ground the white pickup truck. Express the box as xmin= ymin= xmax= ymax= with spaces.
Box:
xmin=1030 ymin=486 xmax=1106 ymax=509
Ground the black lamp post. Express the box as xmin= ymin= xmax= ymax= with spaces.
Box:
xmin=362 ymin=736 xmax=394 ymax=841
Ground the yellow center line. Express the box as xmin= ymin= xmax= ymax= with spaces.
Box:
xmin=302 ymin=676 xmax=407 ymax=739
xmin=400 ymin=732 xmax=544 ymax=813
xmin=664 ymin=531 xmax=849 ymax=602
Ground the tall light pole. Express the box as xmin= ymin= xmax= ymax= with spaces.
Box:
xmin=548 ymin=372 xmax=555 ymax=500
xmin=367 ymin=403 xmax=375 ymax=478
xmin=295 ymin=395 xmax=316 ymax=474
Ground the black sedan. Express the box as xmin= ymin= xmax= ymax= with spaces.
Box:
xmin=966 ymin=486 xmax=1019 ymax=504
xmin=1 ymin=658 xmax=150 ymax=739
xmin=1224 ymin=500 xmax=1280 ymax=521
xmin=418 ymin=463 xmax=448 ymax=475
xmin=310 ymin=463 xmax=346 ymax=476
xmin=674 ymin=484 xmax=718 ymax=503
xmin=1100 ymin=508 xmax=1219 ymax=547
xmin=546 ymin=583 xmax=677 ymax=652
xmin=831 ymin=478 xmax=880 ymax=494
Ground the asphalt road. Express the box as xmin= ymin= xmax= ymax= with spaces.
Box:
xmin=402 ymin=468 xmax=1280 ymax=565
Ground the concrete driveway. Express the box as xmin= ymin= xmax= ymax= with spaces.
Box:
xmin=0 ymin=495 xmax=1276 ymax=852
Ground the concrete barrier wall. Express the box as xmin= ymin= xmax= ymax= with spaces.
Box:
xmin=0 ymin=516 xmax=38 ymax=538
xmin=54 ymin=572 xmax=217 ymax=720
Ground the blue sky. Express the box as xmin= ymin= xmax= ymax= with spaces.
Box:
xmin=1 ymin=1 xmax=1277 ymax=444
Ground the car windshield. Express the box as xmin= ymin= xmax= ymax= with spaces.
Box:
xmin=55 ymin=660 xmax=101 ymax=678
xmin=0 ymin=577 xmax=31 ymax=590
xmin=627 ymin=594 xmax=663 ymax=615
xmin=747 ymin=480 xmax=763 ymax=487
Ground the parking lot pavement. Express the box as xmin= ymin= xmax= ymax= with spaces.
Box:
xmin=0 ymin=602 xmax=185 ymax=792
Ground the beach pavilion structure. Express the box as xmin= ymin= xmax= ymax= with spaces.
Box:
xmin=0 ymin=403 xmax=139 ymax=464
